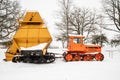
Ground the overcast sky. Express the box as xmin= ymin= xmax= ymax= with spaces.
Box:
xmin=20 ymin=0 xmax=102 ymax=29
xmin=20 ymin=0 xmax=102 ymax=19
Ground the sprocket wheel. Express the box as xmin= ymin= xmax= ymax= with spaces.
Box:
xmin=95 ymin=53 xmax=104 ymax=61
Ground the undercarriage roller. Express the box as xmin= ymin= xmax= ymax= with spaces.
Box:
xmin=83 ymin=54 xmax=93 ymax=61
xmin=72 ymin=54 xmax=81 ymax=61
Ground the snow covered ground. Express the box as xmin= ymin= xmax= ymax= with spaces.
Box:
xmin=0 ymin=46 xmax=120 ymax=80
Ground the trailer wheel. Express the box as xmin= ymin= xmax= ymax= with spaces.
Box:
xmin=49 ymin=56 xmax=55 ymax=63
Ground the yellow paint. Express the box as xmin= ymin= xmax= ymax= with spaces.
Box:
xmin=5 ymin=12 xmax=52 ymax=61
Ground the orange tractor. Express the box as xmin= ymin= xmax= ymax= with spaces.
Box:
xmin=63 ymin=35 xmax=104 ymax=61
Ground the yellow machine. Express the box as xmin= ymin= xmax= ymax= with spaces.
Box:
xmin=4 ymin=12 xmax=55 ymax=63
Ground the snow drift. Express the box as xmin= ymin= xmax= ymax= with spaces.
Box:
xmin=0 ymin=46 xmax=120 ymax=80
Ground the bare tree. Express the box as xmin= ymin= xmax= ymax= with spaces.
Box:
xmin=56 ymin=34 xmax=67 ymax=48
xmin=55 ymin=0 xmax=103 ymax=47
xmin=55 ymin=0 xmax=73 ymax=47
xmin=69 ymin=7 xmax=100 ymax=39
xmin=110 ymin=34 xmax=120 ymax=47
xmin=102 ymin=0 xmax=120 ymax=32
xmin=0 ymin=0 xmax=23 ymax=41
xmin=91 ymin=34 xmax=108 ymax=47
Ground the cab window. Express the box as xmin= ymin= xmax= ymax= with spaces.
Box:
xmin=73 ymin=38 xmax=80 ymax=44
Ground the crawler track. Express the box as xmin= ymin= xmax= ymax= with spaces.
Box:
xmin=12 ymin=50 xmax=55 ymax=64
xmin=63 ymin=52 xmax=104 ymax=61
xmin=12 ymin=53 xmax=55 ymax=64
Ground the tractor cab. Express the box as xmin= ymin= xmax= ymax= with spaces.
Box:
xmin=67 ymin=35 xmax=86 ymax=53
